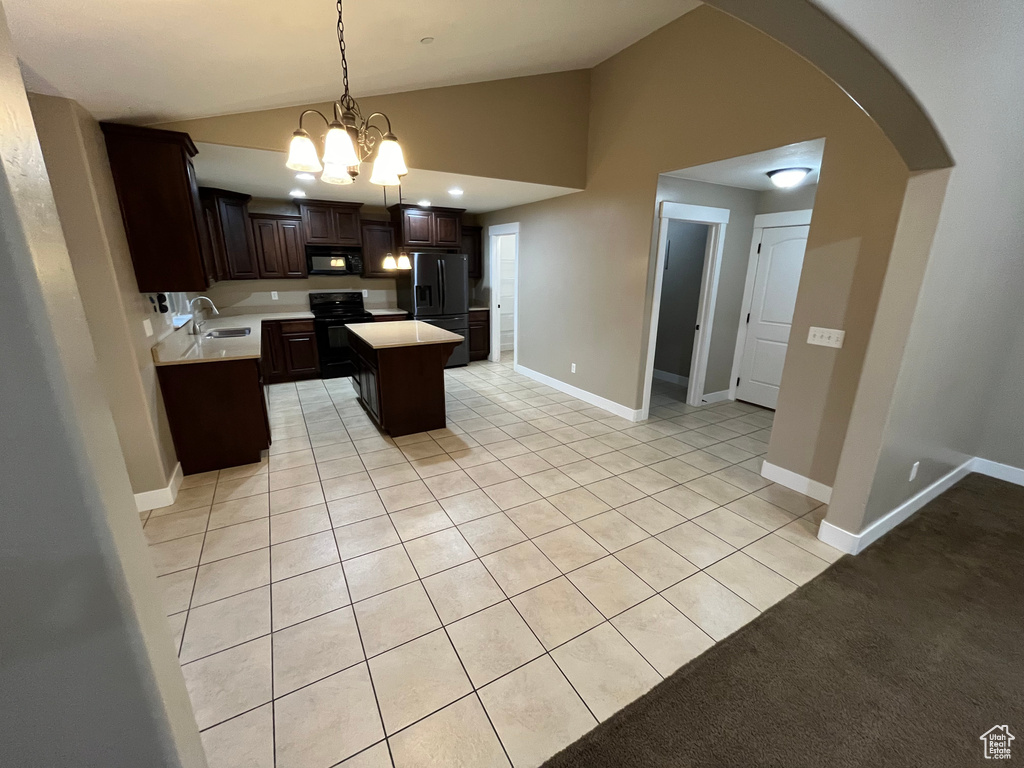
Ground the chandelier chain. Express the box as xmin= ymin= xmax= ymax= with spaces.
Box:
xmin=337 ymin=0 xmax=352 ymax=104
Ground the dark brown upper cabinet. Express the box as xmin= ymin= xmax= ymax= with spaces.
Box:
xmin=101 ymin=123 xmax=208 ymax=292
xmin=461 ymin=225 xmax=483 ymax=279
xmin=299 ymin=201 xmax=363 ymax=246
xmin=434 ymin=211 xmax=461 ymax=246
xmin=389 ymin=204 xmax=465 ymax=249
xmin=361 ymin=220 xmax=397 ymax=278
xmin=250 ymin=214 xmax=306 ymax=279
xmin=200 ymin=188 xmax=256 ymax=280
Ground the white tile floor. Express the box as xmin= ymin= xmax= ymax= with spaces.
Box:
xmin=144 ymin=354 xmax=841 ymax=768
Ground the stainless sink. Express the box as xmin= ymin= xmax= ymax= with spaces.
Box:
xmin=205 ymin=327 xmax=251 ymax=339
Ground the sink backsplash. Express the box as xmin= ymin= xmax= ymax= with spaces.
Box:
xmin=203 ymin=276 xmax=399 ymax=315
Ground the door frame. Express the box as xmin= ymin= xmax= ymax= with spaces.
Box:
xmin=487 ymin=222 xmax=519 ymax=364
xmin=727 ymin=209 xmax=814 ymax=402
xmin=641 ymin=201 xmax=731 ymax=419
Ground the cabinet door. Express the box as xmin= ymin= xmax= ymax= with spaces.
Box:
xmin=282 ymin=332 xmax=320 ymax=378
xmin=200 ymin=194 xmax=229 ymax=282
xmin=251 ymin=217 xmax=284 ymax=278
xmin=277 ymin=219 xmax=306 ymax=277
xmin=220 ymin=197 xmax=258 ymax=279
xmin=402 ymin=209 xmax=434 ymax=246
xmin=361 ymin=363 xmax=380 ymax=421
xmin=102 ymin=124 xmax=209 ymax=292
xmin=434 ymin=212 xmax=461 ymax=246
xmin=302 ymin=204 xmax=335 ymax=244
xmin=261 ymin=322 xmax=286 ymax=383
xmin=332 ymin=208 xmax=362 ymax=245
xmin=361 ymin=222 xmax=397 ymax=278
xmin=462 ymin=225 xmax=482 ymax=279
xmin=468 ymin=311 xmax=490 ymax=361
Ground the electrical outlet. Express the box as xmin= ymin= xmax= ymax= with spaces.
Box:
xmin=142 ymin=319 xmax=154 ymax=338
xmin=807 ymin=326 xmax=845 ymax=348
xmin=571 ymin=363 xmax=576 ymax=374
xmin=909 ymin=461 xmax=920 ymax=482
xmin=362 ymin=290 xmax=368 ymax=298
xmin=270 ymin=291 xmax=279 ymax=300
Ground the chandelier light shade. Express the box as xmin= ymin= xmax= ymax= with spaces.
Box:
xmin=284 ymin=0 xmax=408 ymax=186
xmin=396 ymin=253 xmax=412 ymax=270
xmin=286 ymin=130 xmax=323 ymax=173
xmin=321 ymin=161 xmax=356 ymax=185
xmin=382 ymin=253 xmax=398 ymax=270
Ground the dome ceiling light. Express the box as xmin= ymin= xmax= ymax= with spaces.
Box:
xmin=286 ymin=0 xmax=409 ymax=187
xmin=767 ymin=167 xmax=812 ymax=189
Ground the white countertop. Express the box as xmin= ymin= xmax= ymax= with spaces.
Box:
xmin=367 ymin=308 xmax=408 ymax=317
xmin=151 ymin=312 xmax=313 ymax=366
xmin=346 ymin=320 xmax=464 ymax=350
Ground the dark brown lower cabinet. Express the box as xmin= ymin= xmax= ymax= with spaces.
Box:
xmin=468 ymin=308 xmax=490 ymax=361
xmin=262 ymin=320 xmax=320 ymax=383
xmin=350 ymin=334 xmax=459 ymax=437
xmin=156 ymin=359 xmax=270 ymax=474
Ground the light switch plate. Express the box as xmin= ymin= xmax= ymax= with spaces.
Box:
xmin=362 ymin=290 xmax=368 ymax=298
xmin=270 ymin=291 xmax=279 ymax=300
xmin=142 ymin=318 xmax=154 ymax=338
xmin=807 ymin=326 xmax=845 ymax=348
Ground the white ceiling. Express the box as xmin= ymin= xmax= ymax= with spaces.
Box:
xmin=193 ymin=142 xmax=579 ymax=214
xmin=664 ymin=138 xmax=825 ymax=191
xmin=7 ymin=0 xmax=699 ymax=122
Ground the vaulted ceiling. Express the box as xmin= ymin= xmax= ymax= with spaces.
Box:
xmin=7 ymin=0 xmax=699 ymax=122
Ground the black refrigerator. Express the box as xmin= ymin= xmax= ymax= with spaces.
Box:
xmin=396 ymin=252 xmax=470 ymax=367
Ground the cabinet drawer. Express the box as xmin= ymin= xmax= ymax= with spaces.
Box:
xmin=279 ymin=320 xmax=314 ymax=334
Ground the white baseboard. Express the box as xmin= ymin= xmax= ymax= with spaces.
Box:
xmin=971 ymin=457 xmax=1024 ymax=485
xmin=514 ymin=363 xmax=643 ymax=422
xmin=816 ymin=456 xmax=1024 ymax=555
xmin=700 ymin=390 xmax=731 ymax=405
xmin=134 ymin=462 xmax=183 ymax=513
xmin=761 ymin=460 xmax=832 ymax=504
xmin=817 ymin=460 xmax=972 ymax=555
xmin=653 ymin=369 xmax=689 ymax=387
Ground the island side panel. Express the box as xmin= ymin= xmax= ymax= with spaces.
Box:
xmin=156 ymin=358 xmax=270 ymax=473
xmin=376 ymin=343 xmax=458 ymax=436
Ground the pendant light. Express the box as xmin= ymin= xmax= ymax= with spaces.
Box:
xmin=285 ymin=0 xmax=408 ymax=186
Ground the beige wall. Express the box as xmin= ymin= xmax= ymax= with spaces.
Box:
xmin=155 ymin=70 xmax=592 ymax=189
xmin=205 ymin=275 xmax=398 ymax=315
xmin=816 ymin=0 xmax=1023 ymax=535
xmin=0 ymin=4 xmax=204 ymax=761
xmin=483 ymin=7 xmax=908 ymax=488
xmin=28 ymin=93 xmax=178 ymax=494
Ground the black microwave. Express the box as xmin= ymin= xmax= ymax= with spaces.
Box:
xmin=306 ymin=245 xmax=363 ymax=276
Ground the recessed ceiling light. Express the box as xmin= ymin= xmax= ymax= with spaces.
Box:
xmin=418 ymin=199 xmax=431 ymax=207
xmin=420 ymin=36 xmax=434 ymax=44
xmin=448 ymin=187 xmax=464 ymax=197
xmin=289 ymin=188 xmax=307 ymax=197
xmin=767 ymin=167 xmax=812 ymax=189
xmin=295 ymin=172 xmax=315 ymax=181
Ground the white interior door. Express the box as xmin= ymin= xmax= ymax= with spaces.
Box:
xmin=497 ymin=234 xmax=516 ymax=352
xmin=736 ymin=225 xmax=809 ymax=409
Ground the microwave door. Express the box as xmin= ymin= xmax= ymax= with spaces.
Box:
xmin=412 ymin=253 xmax=441 ymax=316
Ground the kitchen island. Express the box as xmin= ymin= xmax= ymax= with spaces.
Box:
xmin=346 ymin=321 xmax=463 ymax=437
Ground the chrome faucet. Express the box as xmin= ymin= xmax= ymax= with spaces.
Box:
xmin=188 ymin=296 xmax=220 ymax=335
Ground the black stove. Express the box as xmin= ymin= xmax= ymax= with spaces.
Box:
xmin=309 ymin=292 xmax=373 ymax=379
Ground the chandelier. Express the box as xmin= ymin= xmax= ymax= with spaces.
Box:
xmin=285 ymin=0 xmax=408 ymax=186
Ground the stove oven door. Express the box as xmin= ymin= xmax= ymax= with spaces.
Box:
xmin=315 ymin=317 xmax=358 ymax=379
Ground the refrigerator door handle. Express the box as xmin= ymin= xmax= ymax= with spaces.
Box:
xmin=439 ymin=260 xmax=447 ymax=314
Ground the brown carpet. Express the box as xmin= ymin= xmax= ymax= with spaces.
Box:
xmin=543 ymin=473 xmax=1024 ymax=767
